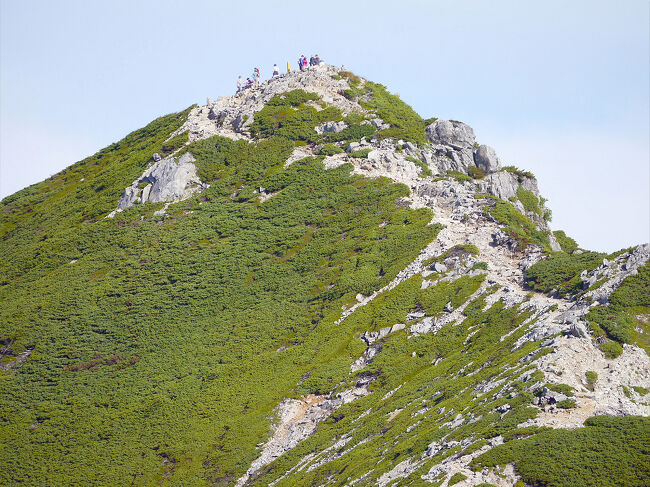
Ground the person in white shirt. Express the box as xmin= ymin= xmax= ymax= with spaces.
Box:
xmin=272 ymin=64 xmax=279 ymax=76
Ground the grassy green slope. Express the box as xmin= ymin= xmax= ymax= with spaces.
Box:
xmin=0 ymin=113 xmax=439 ymax=484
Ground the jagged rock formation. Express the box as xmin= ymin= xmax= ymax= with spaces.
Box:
xmin=1 ymin=63 xmax=648 ymax=487
xmin=108 ymin=152 xmax=208 ymax=216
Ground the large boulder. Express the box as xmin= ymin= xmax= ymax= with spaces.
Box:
xmin=474 ymin=145 xmax=501 ymax=173
xmin=117 ymin=152 xmax=208 ymax=210
xmin=425 ymin=120 xmax=476 ymax=150
xmin=315 ymin=121 xmax=348 ymax=135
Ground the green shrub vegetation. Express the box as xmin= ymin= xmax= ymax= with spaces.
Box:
xmin=343 ymin=80 xmax=427 ymax=144
xmin=632 ymin=385 xmax=648 ymax=395
xmin=423 ymin=244 xmax=480 ymax=267
xmin=525 ymin=251 xmax=606 ymax=295
xmin=448 ymin=472 xmax=468 ymax=485
xmin=586 ymin=262 xmax=650 ymax=352
xmin=516 ymin=186 xmax=541 ymax=216
xmin=350 ymin=148 xmax=372 ymax=158
xmin=318 ymin=143 xmax=344 ymax=156
xmin=444 ymin=170 xmax=472 ymax=182
xmin=0 ymin=121 xmax=442 ymax=484
xmin=471 ymin=416 xmax=650 ymax=487
xmin=249 ymin=89 xmax=341 ymax=142
xmin=406 ymin=156 xmax=433 ymax=177
xmin=502 ymin=165 xmax=535 ymax=180
xmin=468 ymin=165 xmax=486 ymax=179
xmin=585 ymin=371 xmax=598 ymax=391
xmin=600 ymin=341 xmax=624 ymax=359
xmin=484 ymin=198 xmax=550 ymax=251
xmin=556 ymin=398 xmax=576 ymax=409
xmin=322 ymin=123 xmax=376 ymax=143
xmin=544 ymin=383 xmax=575 ymax=397
xmin=553 ymin=230 xmax=579 ymax=253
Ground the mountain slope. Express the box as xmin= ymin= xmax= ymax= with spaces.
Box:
xmin=1 ymin=64 xmax=648 ymax=487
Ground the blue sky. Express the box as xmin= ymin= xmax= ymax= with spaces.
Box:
xmin=1 ymin=0 xmax=648 ymax=252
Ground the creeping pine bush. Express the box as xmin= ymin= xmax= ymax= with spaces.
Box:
xmin=318 ymin=143 xmax=344 ymax=156
xmin=0 ymin=123 xmax=442 ymax=485
xmin=553 ymin=230 xmax=579 ymax=253
xmin=525 ymin=251 xmax=606 ymax=295
xmin=585 ymin=371 xmax=598 ymax=391
xmin=516 ymin=186 xmax=541 ymax=215
xmin=350 ymin=148 xmax=372 ymax=158
xmin=448 ymin=472 xmax=468 ymax=485
xmin=484 ymin=198 xmax=550 ymax=251
xmin=502 ymin=165 xmax=535 ymax=181
xmin=249 ymin=89 xmax=342 ymax=142
xmin=586 ymin=262 xmax=650 ymax=352
xmin=471 ymin=415 xmax=650 ymax=487
xmin=468 ymin=165 xmax=486 ymax=179
xmin=341 ymin=77 xmax=427 ymax=145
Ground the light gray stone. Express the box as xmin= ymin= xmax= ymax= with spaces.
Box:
xmin=117 ymin=152 xmax=208 ymax=211
xmin=433 ymin=262 xmax=448 ymax=273
xmin=315 ymin=121 xmax=348 ymax=135
xmin=473 ymin=145 xmax=501 ymax=173
xmin=425 ymin=120 xmax=476 ymax=150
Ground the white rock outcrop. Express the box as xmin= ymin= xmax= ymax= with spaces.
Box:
xmin=110 ymin=152 xmax=208 ymax=216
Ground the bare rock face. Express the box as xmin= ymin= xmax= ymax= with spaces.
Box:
xmin=474 ymin=144 xmax=501 ymax=173
xmin=425 ymin=120 xmax=476 ymax=150
xmin=116 ymin=152 xmax=208 ymax=211
xmin=478 ymin=170 xmax=539 ymax=201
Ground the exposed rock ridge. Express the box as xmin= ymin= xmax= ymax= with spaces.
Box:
xmin=235 ymin=109 xmax=648 ymax=485
xmin=175 ymin=64 xmax=363 ymax=142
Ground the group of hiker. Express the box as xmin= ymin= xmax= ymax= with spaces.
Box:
xmin=297 ymin=54 xmax=322 ymax=71
xmin=236 ymin=54 xmax=323 ymax=93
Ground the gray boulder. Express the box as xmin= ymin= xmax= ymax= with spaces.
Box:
xmin=474 ymin=145 xmax=501 ymax=173
xmin=315 ymin=121 xmax=348 ymax=135
xmin=117 ymin=152 xmax=208 ymax=210
xmin=433 ymin=262 xmax=448 ymax=273
xmin=425 ymin=120 xmax=476 ymax=150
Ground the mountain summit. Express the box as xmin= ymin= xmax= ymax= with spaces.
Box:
xmin=1 ymin=64 xmax=648 ymax=487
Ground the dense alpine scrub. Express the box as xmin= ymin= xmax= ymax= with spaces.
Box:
xmin=481 ymin=196 xmax=551 ymax=251
xmin=471 ymin=415 xmax=650 ymax=487
xmin=525 ymin=251 xmax=607 ymax=295
xmin=342 ymin=74 xmax=427 ymax=144
xmin=586 ymin=262 xmax=650 ymax=353
xmin=0 ymin=109 xmax=192 ymax=285
xmin=0 ymin=113 xmax=440 ymax=484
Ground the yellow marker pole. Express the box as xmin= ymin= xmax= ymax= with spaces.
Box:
xmin=287 ymin=62 xmax=291 ymax=73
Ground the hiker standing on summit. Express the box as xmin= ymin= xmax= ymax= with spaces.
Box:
xmin=272 ymin=64 xmax=279 ymax=77
xmin=236 ymin=75 xmax=242 ymax=93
